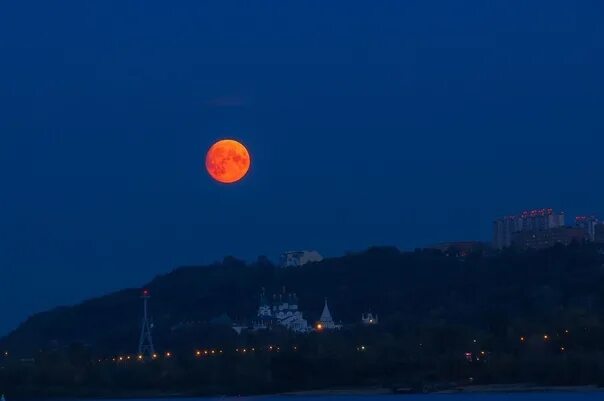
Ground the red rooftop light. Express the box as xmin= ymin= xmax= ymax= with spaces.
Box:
xmin=520 ymin=208 xmax=554 ymax=217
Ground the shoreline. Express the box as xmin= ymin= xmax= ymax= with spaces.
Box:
xmin=282 ymin=384 xmax=603 ymax=396
xmin=444 ymin=384 xmax=603 ymax=393
xmin=8 ymin=384 xmax=604 ymax=399
xmin=281 ymin=387 xmax=392 ymax=396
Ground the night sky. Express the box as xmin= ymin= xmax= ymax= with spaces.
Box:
xmin=1 ymin=1 xmax=603 ymax=335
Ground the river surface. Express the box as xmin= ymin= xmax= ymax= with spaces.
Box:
xmin=251 ymin=394 xmax=601 ymax=401
xmin=254 ymin=395 xmax=598 ymax=401
xmin=46 ymin=394 xmax=602 ymax=401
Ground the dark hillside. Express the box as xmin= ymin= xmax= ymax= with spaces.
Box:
xmin=3 ymin=244 xmax=604 ymax=357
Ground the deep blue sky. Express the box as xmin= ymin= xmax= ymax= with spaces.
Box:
xmin=1 ymin=1 xmax=603 ymax=334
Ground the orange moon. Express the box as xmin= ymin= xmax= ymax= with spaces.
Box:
xmin=205 ymin=139 xmax=251 ymax=184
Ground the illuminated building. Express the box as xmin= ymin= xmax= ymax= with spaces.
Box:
xmin=280 ymin=250 xmax=323 ymax=267
xmin=315 ymin=298 xmax=342 ymax=330
xmin=519 ymin=208 xmax=565 ymax=231
xmin=493 ymin=208 xmax=565 ymax=249
xmin=252 ymin=289 xmax=311 ymax=333
xmin=361 ymin=312 xmax=379 ymax=325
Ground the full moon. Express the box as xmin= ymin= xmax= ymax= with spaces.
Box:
xmin=205 ymin=139 xmax=251 ymax=184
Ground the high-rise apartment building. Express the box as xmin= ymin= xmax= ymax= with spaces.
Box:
xmin=575 ymin=216 xmax=599 ymax=241
xmin=493 ymin=208 xmax=565 ymax=249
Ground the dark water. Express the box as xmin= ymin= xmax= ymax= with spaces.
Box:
xmin=250 ymin=395 xmax=602 ymax=401
xmin=57 ymin=394 xmax=601 ymax=401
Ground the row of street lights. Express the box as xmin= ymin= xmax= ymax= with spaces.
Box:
xmin=100 ymin=343 xmax=374 ymax=363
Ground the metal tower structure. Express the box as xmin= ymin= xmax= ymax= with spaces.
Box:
xmin=138 ymin=289 xmax=155 ymax=357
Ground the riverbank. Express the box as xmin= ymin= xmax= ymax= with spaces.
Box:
xmin=447 ymin=384 xmax=603 ymax=393
xmin=282 ymin=387 xmax=392 ymax=396
xmin=4 ymin=383 xmax=604 ymax=399
xmin=283 ymin=384 xmax=603 ymax=396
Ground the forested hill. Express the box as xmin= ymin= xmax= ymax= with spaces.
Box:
xmin=3 ymin=243 xmax=604 ymax=357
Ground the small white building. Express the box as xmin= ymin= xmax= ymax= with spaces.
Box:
xmin=280 ymin=250 xmax=323 ymax=268
xmin=361 ymin=312 xmax=379 ymax=325
xmin=315 ymin=298 xmax=342 ymax=331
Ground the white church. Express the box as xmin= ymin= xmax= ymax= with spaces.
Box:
xmin=255 ymin=289 xmax=312 ymax=333
xmin=248 ymin=289 xmax=347 ymax=334
xmin=315 ymin=298 xmax=342 ymax=331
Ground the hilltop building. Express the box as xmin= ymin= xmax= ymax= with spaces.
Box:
xmin=280 ymin=250 xmax=323 ymax=267
xmin=493 ymin=208 xmax=565 ymax=249
xmin=253 ymin=289 xmax=311 ymax=333
xmin=315 ymin=299 xmax=342 ymax=331
xmin=361 ymin=312 xmax=379 ymax=325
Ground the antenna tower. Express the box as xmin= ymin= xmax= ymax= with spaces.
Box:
xmin=138 ymin=289 xmax=155 ymax=357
